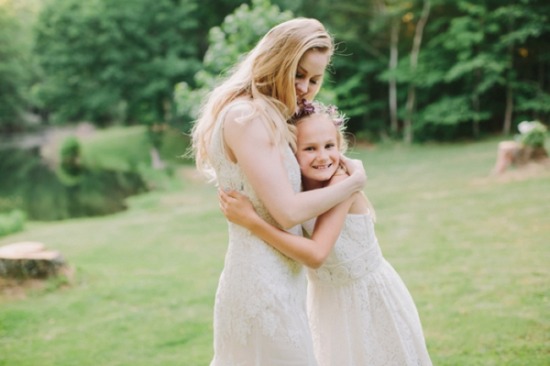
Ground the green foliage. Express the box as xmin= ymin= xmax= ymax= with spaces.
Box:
xmin=33 ymin=0 xmax=201 ymax=125
xmin=419 ymin=96 xmax=490 ymax=127
xmin=204 ymin=0 xmax=294 ymax=75
xmin=59 ymin=136 xmax=82 ymax=181
xmin=0 ymin=209 xmax=26 ymax=237
xmin=0 ymin=5 xmax=32 ymax=130
xmin=174 ymin=0 xmax=294 ymax=130
xmin=514 ymin=81 xmax=550 ymax=118
xmin=517 ymin=121 xmax=547 ymax=148
xmin=2 ymin=0 xmax=550 ymax=143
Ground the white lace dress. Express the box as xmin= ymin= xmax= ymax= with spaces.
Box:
xmin=304 ymin=213 xmax=432 ymax=366
xmin=208 ymin=101 xmax=317 ymax=366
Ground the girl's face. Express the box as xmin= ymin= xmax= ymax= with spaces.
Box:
xmin=295 ymin=50 xmax=329 ymax=105
xmin=295 ymin=114 xmax=340 ymax=189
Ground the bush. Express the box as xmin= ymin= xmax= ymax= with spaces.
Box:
xmin=0 ymin=209 xmax=26 ymax=237
xmin=517 ymin=121 xmax=548 ymax=148
xmin=59 ymin=136 xmax=82 ymax=177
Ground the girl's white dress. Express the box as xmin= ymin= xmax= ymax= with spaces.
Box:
xmin=208 ymin=101 xmax=317 ymax=366
xmin=304 ymin=213 xmax=432 ymax=366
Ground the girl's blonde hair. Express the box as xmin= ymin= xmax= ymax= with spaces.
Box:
xmin=192 ymin=18 xmax=334 ymax=176
xmin=290 ymin=101 xmax=349 ymax=154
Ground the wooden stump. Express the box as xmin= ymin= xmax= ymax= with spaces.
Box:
xmin=0 ymin=242 xmax=66 ymax=279
xmin=514 ymin=146 xmax=549 ymax=166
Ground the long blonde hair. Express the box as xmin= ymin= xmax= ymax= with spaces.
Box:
xmin=192 ymin=18 xmax=334 ymax=176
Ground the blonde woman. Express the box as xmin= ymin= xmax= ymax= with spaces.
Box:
xmin=192 ymin=18 xmax=366 ymax=365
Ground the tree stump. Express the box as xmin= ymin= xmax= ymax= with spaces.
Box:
xmin=493 ymin=142 xmax=549 ymax=174
xmin=514 ymin=146 xmax=549 ymax=166
xmin=0 ymin=242 xmax=66 ymax=279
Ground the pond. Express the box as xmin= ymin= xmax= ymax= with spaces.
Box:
xmin=0 ymin=146 xmax=147 ymax=221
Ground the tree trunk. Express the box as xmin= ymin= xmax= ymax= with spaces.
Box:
xmin=389 ymin=17 xmax=400 ymax=134
xmin=503 ymin=84 xmax=514 ymax=135
xmin=150 ymin=146 xmax=166 ymax=170
xmin=404 ymin=86 xmax=416 ymax=144
xmin=404 ymin=0 xmax=431 ymax=144
xmin=472 ymin=94 xmax=480 ymax=138
xmin=502 ymin=23 xmax=515 ymax=135
xmin=472 ymin=68 xmax=482 ymax=138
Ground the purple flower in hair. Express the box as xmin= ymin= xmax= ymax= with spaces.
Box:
xmin=289 ymin=100 xmax=347 ymax=128
xmin=301 ymin=99 xmax=315 ymax=114
xmin=290 ymin=99 xmax=316 ymax=123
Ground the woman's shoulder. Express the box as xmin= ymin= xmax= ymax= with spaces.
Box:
xmin=223 ymin=98 xmax=256 ymax=121
xmin=223 ymin=98 xmax=274 ymax=132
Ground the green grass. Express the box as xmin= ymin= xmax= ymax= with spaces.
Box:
xmin=1 ymin=139 xmax=549 ymax=365
xmin=80 ymin=125 xmax=191 ymax=172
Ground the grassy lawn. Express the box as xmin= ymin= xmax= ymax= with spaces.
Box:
xmin=1 ymin=139 xmax=549 ymax=365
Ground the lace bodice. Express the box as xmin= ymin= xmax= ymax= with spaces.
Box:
xmin=304 ymin=213 xmax=383 ymax=285
xmin=208 ymin=100 xmax=315 ymax=360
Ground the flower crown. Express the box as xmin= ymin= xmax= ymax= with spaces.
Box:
xmin=289 ymin=99 xmax=346 ymax=127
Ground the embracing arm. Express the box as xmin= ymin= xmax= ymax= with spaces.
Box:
xmin=219 ymin=188 xmax=354 ymax=269
xmin=224 ymin=106 xmax=366 ymax=229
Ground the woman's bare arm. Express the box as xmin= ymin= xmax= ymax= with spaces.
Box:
xmin=223 ymin=105 xmax=366 ymax=229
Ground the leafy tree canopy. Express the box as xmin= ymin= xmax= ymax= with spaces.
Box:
xmin=34 ymin=0 xmax=201 ymax=126
xmin=174 ymin=0 xmax=294 ymax=131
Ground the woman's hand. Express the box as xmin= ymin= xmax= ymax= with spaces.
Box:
xmin=218 ymin=189 xmax=259 ymax=229
xmin=339 ymin=155 xmax=367 ymax=190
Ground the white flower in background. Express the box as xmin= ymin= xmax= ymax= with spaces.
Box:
xmin=518 ymin=121 xmax=536 ymax=134
xmin=515 ymin=120 xmax=547 ymax=148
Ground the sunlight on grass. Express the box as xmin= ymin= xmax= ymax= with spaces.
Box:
xmin=1 ymin=139 xmax=549 ymax=365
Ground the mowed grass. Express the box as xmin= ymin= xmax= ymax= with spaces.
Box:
xmin=1 ymin=139 xmax=549 ymax=365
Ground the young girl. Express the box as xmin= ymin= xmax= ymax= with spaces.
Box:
xmin=219 ymin=101 xmax=433 ymax=366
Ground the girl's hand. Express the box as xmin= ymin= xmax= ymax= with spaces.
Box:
xmin=218 ymin=189 xmax=259 ymax=229
xmin=340 ymin=155 xmax=367 ymax=190
xmin=327 ymin=163 xmax=349 ymax=186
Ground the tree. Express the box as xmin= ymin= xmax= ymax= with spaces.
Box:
xmin=297 ymin=0 xmax=550 ymax=142
xmin=0 ymin=4 xmax=32 ymax=131
xmin=372 ymin=0 xmax=410 ymax=135
xmin=403 ymin=0 xmax=430 ymax=144
xmin=417 ymin=1 xmax=499 ymax=139
xmin=34 ymin=0 xmax=200 ymax=126
xmin=420 ymin=0 xmax=550 ymax=139
xmin=491 ymin=1 xmax=550 ymax=134
xmin=174 ymin=0 xmax=294 ymax=130
xmin=298 ymin=0 xmax=390 ymax=137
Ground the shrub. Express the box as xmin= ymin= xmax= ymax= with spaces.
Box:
xmin=517 ymin=121 xmax=548 ymax=148
xmin=59 ymin=136 xmax=83 ymax=178
xmin=0 ymin=209 xmax=26 ymax=237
